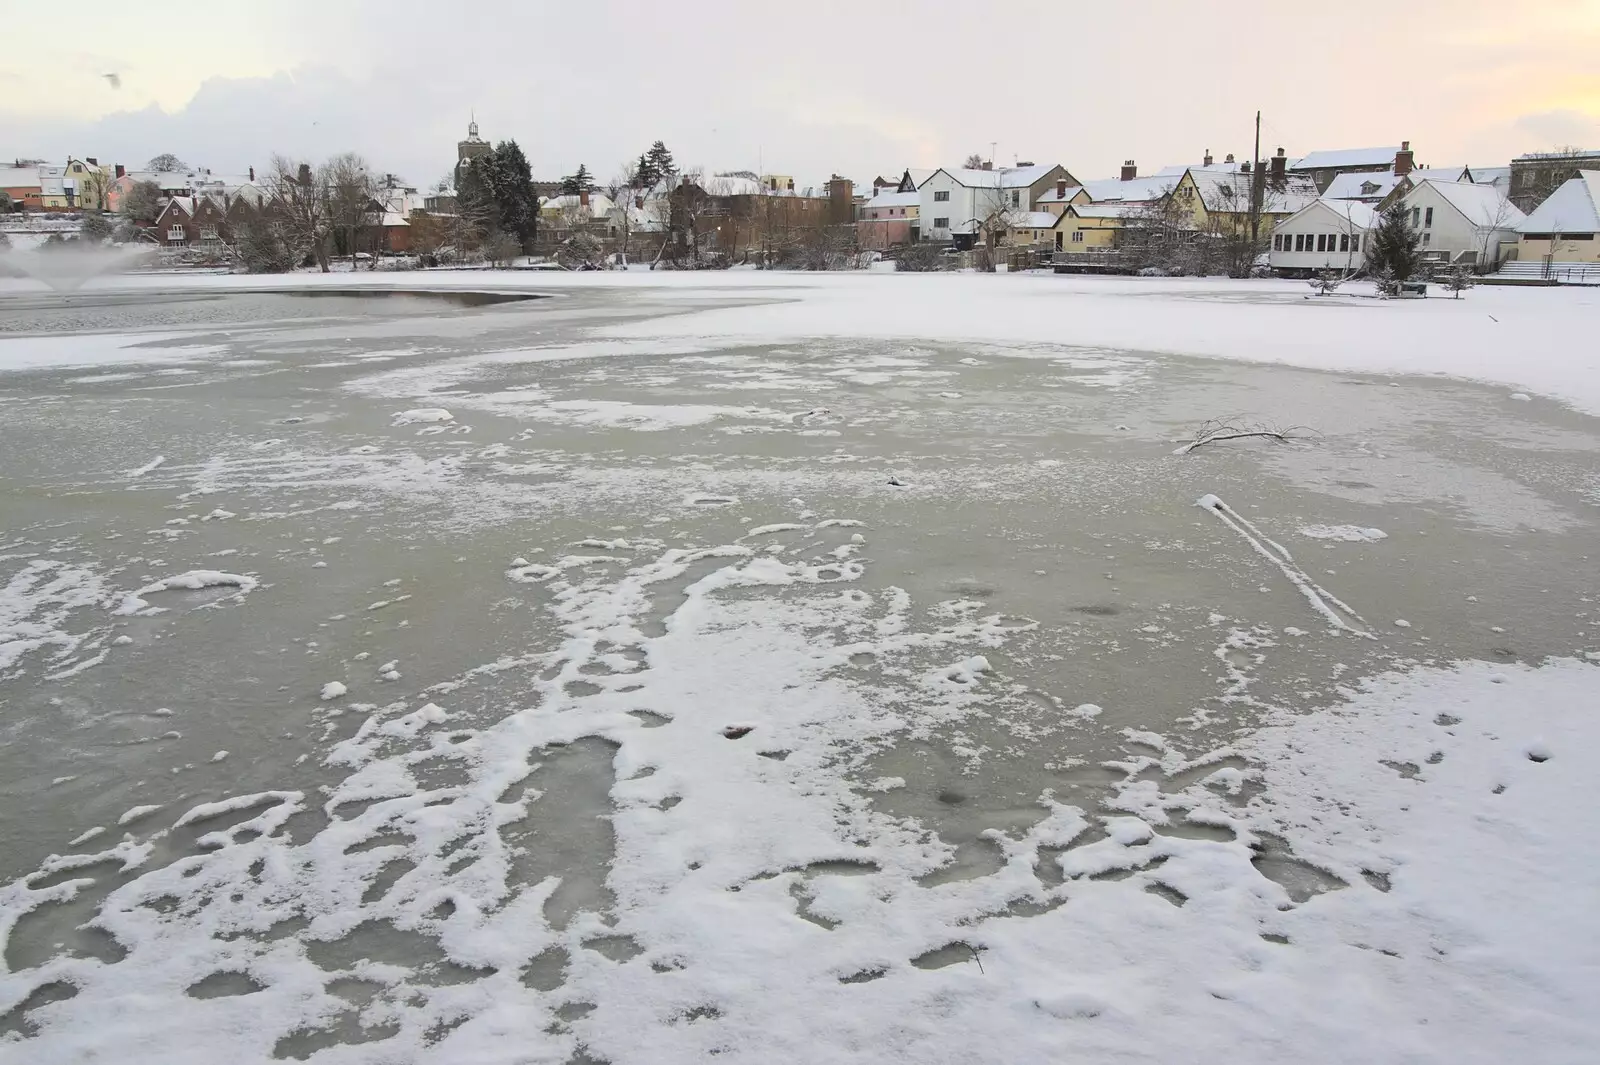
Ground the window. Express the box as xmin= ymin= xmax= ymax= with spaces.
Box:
xmin=1010 ymin=190 xmax=1020 ymax=207
xmin=1351 ymin=235 xmax=1360 ymax=253
xmin=1424 ymin=207 xmax=1433 ymax=227
xmin=199 ymin=226 xmax=217 ymax=240
xmin=1294 ymin=233 xmax=1304 ymax=252
xmin=1340 ymin=233 xmax=1349 ymax=252
xmin=1055 ymin=232 xmax=1064 ymax=250
xmin=1316 ymin=233 xmax=1327 ymax=252
xmin=933 ymin=190 xmax=950 ymax=202
xmin=932 ymin=217 xmax=949 ymax=229
xmin=1071 ymin=230 xmax=1084 ymax=243
xmin=1422 ymin=232 xmax=1431 ymax=245
xmin=168 ymin=226 xmax=184 ymax=240
xmin=1411 ymin=207 xmax=1421 ymax=227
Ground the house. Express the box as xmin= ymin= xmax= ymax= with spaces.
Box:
xmin=1 ymin=164 xmax=42 ymax=209
xmin=1290 ymin=142 xmax=1415 ymax=193
xmin=1035 ymin=178 xmax=1091 ymax=218
xmin=1052 ymin=203 xmax=1137 ymax=252
xmin=1268 ymin=199 xmax=1377 ymax=277
xmin=667 ymin=174 xmax=851 ymax=259
xmin=1399 ymin=177 xmax=1525 ymax=269
xmin=1515 ymin=170 xmax=1600 ymax=266
xmin=1170 ymin=160 xmax=1319 ymax=233
xmin=1004 ymin=211 xmax=1059 ymax=248
xmin=1508 ymin=149 xmax=1600 ymax=212
xmin=916 ymin=163 xmax=1074 ymax=247
xmin=856 ymin=189 xmax=919 ymax=250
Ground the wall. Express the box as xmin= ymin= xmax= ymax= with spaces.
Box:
xmin=1516 ymin=234 xmax=1600 ymax=264
xmin=1401 ymin=183 xmax=1519 ymax=266
xmin=917 ymin=172 xmax=976 ymax=240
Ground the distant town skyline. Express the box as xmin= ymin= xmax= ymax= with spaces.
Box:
xmin=5 ymin=0 xmax=1598 ymax=188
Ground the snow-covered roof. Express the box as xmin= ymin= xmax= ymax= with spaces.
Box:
xmin=1035 ymin=185 xmax=1085 ymax=204
xmin=1410 ymin=177 xmax=1525 ymax=229
xmin=1468 ymin=166 xmax=1511 ymax=193
xmin=1154 ymin=160 xmax=1242 ymax=178
xmin=1322 ymin=170 xmax=1406 ymax=200
xmin=542 ymin=192 xmax=619 ymax=215
xmin=940 ymin=163 xmax=1058 ymax=189
xmin=1290 ymin=147 xmax=1401 ymax=171
xmin=863 ymin=190 xmax=919 ymax=208
xmin=1517 ymin=171 xmax=1600 ymax=233
xmin=1067 ymin=204 xmax=1139 ymax=219
xmin=1010 ymin=212 xmax=1058 ymax=229
xmin=1297 ymin=198 xmax=1380 ymax=229
xmin=904 ymin=168 xmax=936 ymax=189
xmin=1188 ymin=170 xmax=1319 ymax=215
xmin=0 ymin=166 xmax=40 ymax=188
xmin=1081 ymin=175 xmax=1176 ymax=203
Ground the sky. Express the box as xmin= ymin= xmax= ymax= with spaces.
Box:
xmin=4 ymin=0 xmax=1599 ymax=189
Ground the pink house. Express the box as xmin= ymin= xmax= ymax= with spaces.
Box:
xmin=856 ymin=190 xmax=920 ymax=250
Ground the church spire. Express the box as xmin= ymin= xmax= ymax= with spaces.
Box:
xmin=468 ymin=110 xmax=479 ymax=140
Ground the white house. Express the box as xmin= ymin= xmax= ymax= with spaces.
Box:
xmin=1268 ymin=199 xmax=1377 ymax=277
xmin=916 ymin=163 xmax=1068 ymax=246
xmin=1399 ymin=177 xmax=1525 ymax=269
xmin=1515 ymin=170 xmax=1600 ymax=266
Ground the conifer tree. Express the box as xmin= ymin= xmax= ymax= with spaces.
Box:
xmin=1365 ymin=201 xmax=1422 ymax=282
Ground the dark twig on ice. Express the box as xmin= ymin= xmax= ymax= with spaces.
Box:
xmin=1173 ymin=417 xmax=1320 ymax=455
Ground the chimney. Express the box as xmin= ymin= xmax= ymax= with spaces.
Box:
xmin=787 ymin=179 xmax=794 ymax=190
xmin=1203 ymin=149 xmax=1214 ymax=167
xmin=87 ymin=157 xmax=98 ymax=166
xmin=1120 ymin=160 xmax=1137 ymax=181
xmin=1055 ymin=177 xmax=1067 ymax=199
xmin=248 ymin=166 xmax=255 ymax=182
xmin=114 ymin=164 xmax=126 ymax=179
xmin=1224 ymin=153 xmax=1235 ymax=164
xmin=1270 ymin=147 xmax=1286 ymax=183
xmin=1394 ymin=140 xmax=1414 ymax=177
xmin=579 ymin=188 xmax=590 ymax=207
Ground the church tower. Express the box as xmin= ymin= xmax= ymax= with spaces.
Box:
xmin=455 ymin=114 xmax=491 ymax=188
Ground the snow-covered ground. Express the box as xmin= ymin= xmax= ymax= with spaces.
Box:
xmin=5 ymin=269 xmax=1598 ymax=413
xmin=1 ymin=271 xmax=1597 ymax=1063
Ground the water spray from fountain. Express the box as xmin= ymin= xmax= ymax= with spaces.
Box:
xmin=0 ymin=237 xmax=158 ymax=292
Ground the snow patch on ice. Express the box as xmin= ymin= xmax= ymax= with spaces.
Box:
xmin=1299 ymin=524 xmax=1388 ymax=543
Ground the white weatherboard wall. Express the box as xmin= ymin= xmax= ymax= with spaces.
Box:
xmin=1270 ymin=200 xmax=1375 ymax=275
xmin=918 ymin=170 xmax=978 ymax=240
xmin=1401 ymin=180 xmax=1523 ymax=267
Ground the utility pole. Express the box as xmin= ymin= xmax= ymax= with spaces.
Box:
xmin=1250 ymin=109 xmax=1262 ymax=250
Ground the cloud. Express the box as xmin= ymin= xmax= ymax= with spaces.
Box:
xmin=1512 ymin=109 xmax=1600 ymax=150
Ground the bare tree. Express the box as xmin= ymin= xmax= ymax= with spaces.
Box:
xmin=266 ymin=155 xmax=335 ymax=272
xmin=968 ymin=178 xmax=1025 ymax=271
xmin=79 ymin=167 xmax=112 ymax=212
xmin=146 ymin=153 xmax=188 ymax=173
xmin=325 ymin=153 xmax=377 ymax=265
xmin=604 ymin=163 xmax=640 ymax=266
xmin=1115 ymin=185 xmax=1190 ymax=273
xmin=667 ymin=170 xmax=720 ymax=265
xmin=1476 ymin=194 xmax=1520 ymax=270
xmin=963 ymin=153 xmax=986 ymax=170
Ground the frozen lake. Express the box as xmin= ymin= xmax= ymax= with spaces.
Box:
xmin=1 ymin=273 xmax=1597 ymax=1063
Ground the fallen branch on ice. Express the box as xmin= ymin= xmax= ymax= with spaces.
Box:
xmin=1174 ymin=418 xmax=1320 ymax=455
